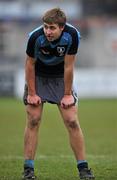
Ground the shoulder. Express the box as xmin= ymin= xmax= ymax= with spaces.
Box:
xmin=26 ymin=25 xmax=44 ymax=57
xmin=63 ymin=23 xmax=80 ymax=55
xmin=28 ymin=25 xmax=44 ymax=42
xmin=63 ymin=23 xmax=80 ymax=39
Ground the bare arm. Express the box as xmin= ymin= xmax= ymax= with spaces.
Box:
xmin=60 ymin=55 xmax=76 ymax=108
xmin=25 ymin=55 xmax=41 ymax=105
xmin=64 ymin=55 xmax=75 ymax=95
xmin=25 ymin=55 xmax=36 ymax=95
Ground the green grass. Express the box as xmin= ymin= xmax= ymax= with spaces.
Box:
xmin=0 ymin=98 xmax=117 ymax=180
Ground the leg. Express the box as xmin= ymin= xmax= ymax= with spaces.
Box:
xmin=22 ymin=104 xmax=43 ymax=180
xmin=58 ymin=104 xmax=85 ymax=160
xmin=24 ymin=104 xmax=43 ymax=160
xmin=58 ymin=104 xmax=95 ymax=179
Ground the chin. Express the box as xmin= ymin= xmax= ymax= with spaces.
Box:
xmin=48 ymin=39 xmax=53 ymax=42
xmin=47 ymin=38 xmax=54 ymax=42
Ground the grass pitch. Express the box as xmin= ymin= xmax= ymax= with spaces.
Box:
xmin=0 ymin=98 xmax=117 ymax=180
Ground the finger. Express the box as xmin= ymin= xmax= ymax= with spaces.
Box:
xmin=34 ymin=98 xmax=42 ymax=106
xmin=27 ymin=99 xmax=36 ymax=105
xmin=61 ymin=103 xmax=68 ymax=109
xmin=37 ymin=98 xmax=42 ymax=105
xmin=68 ymin=102 xmax=75 ymax=107
xmin=60 ymin=102 xmax=65 ymax=108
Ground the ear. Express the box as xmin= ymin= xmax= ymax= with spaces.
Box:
xmin=60 ymin=25 xmax=65 ymax=31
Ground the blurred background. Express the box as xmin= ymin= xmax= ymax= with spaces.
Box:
xmin=0 ymin=0 xmax=117 ymax=98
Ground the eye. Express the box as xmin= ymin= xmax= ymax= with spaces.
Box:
xmin=50 ymin=26 xmax=56 ymax=30
xmin=44 ymin=25 xmax=48 ymax=29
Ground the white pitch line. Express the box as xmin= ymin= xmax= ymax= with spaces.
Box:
xmin=0 ymin=154 xmax=109 ymax=160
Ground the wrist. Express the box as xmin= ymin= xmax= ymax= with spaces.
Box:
xmin=28 ymin=92 xmax=36 ymax=96
xmin=28 ymin=87 xmax=36 ymax=96
xmin=64 ymin=93 xmax=72 ymax=96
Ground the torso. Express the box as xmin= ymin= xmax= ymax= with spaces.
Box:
xmin=26 ymin=23 xmax=80 ymax=77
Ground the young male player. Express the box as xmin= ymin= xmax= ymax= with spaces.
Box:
xmin=22 ymin=8 xmax=95 ymax=180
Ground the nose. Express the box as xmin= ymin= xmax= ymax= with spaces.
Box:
xmin=46 ymin=28 xmax=51 ymax=35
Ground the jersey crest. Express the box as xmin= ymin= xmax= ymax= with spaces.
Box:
xmin=57 ymin=46 xmax=66 ymax=56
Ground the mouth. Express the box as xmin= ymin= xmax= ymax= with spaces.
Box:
xmin=47 ymin=35 xmax=53 ymax=38
xmin=46 ymin=36 xmax=54 ymax=41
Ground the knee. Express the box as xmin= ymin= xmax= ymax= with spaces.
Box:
xmin=65 ymin=117 xmax=79 ymax=130
xmin=27 ymin=111 xmax=41 ymax=129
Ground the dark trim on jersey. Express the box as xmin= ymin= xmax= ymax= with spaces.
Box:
xmin=64 ymin=23 xmax=79 ymax=54
xmin=26 ymin=26 xmax=43 ymax=58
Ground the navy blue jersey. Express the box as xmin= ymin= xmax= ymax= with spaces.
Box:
xmin=26 ymin=23 xmax=80 ymax=77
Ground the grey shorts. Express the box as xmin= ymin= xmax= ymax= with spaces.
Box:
xmin=23 ymin=76 xmax=78 ymax=105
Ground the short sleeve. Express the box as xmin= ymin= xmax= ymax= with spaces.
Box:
xmin=67 ymin=30 xmax=80 ymax=55
xmin=26 ymin=34 xmax=36 ymax=58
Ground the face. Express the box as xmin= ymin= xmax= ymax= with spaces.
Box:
xmin=43 ymin=23 xmax=64 ymax=42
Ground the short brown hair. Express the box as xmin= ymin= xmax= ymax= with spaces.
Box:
xmin=42 ymin=8 xmax=66 ymax=27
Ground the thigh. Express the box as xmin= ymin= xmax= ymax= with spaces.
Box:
xmin=58 ymin=104 xmax=78 ymax=122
